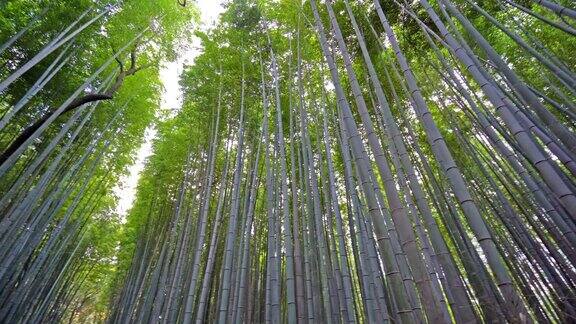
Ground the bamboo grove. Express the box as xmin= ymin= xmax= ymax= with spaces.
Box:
xmin=0 ymin=0 xmax=575 ymax=323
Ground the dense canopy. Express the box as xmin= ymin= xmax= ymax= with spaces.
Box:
xmin=0 ymin=0 xmax=575 ymax=323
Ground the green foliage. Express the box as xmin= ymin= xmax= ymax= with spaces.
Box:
xmin=0 ymin=0 xmax=198 ymax=320
xmin=3 ymin=0 xmax=574 ymax=321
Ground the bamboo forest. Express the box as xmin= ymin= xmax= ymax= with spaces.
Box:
xmin=2 ymin=0 xmax=576 ymax=322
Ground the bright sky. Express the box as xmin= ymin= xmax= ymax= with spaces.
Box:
xmin=113 ymin=0 xmax=225 ymax=219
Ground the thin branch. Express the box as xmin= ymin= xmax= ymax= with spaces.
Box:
xmin=109 ymin=42 xmax=124 ymax=72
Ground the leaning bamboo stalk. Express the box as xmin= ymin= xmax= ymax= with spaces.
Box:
xmin=0 ymin=7 xmax=108 ymax=93
xmin=216 ymin=64 xmax=246 ymax=324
